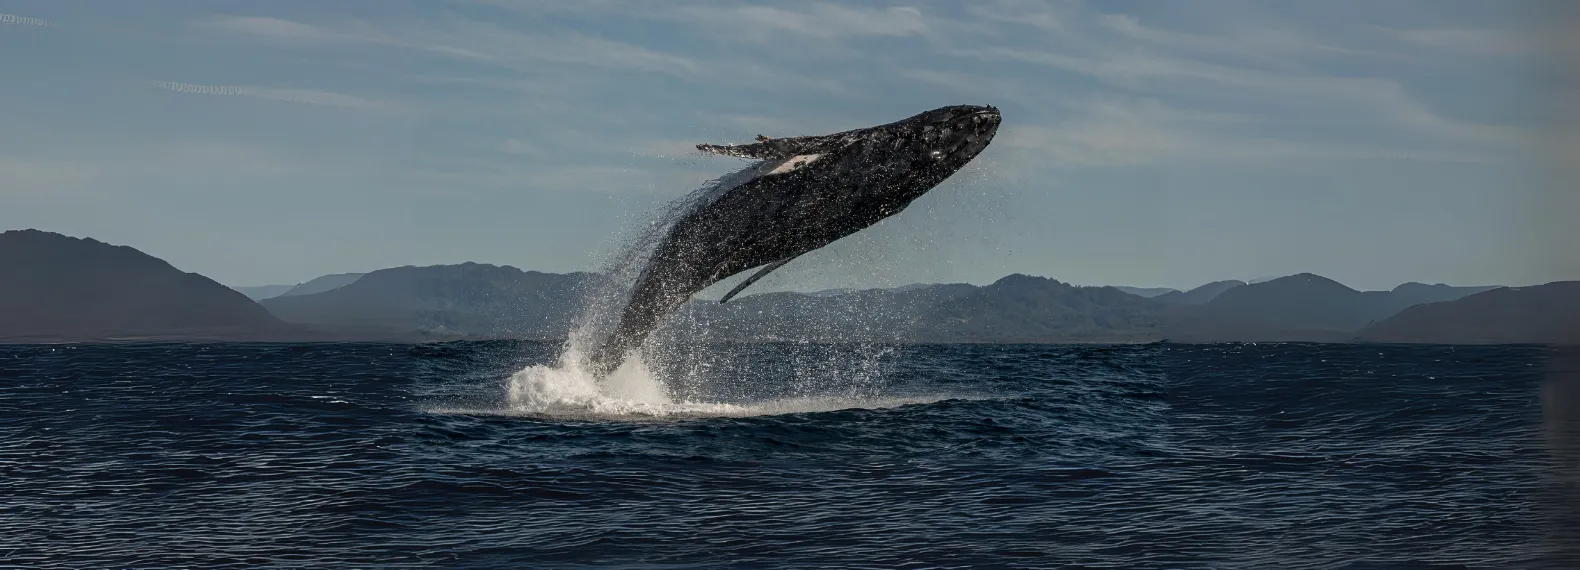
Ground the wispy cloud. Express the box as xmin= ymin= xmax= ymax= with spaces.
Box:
xmin=196 ymin=15 xmax=391 ymax=45
xmin=955 ymin=45 xmax=1526 ymax=148
xmin=1377 ymin=27 xmax=1538 ymax=56
xmin=964 ymin=0 xmax=1069 ymax=32
xmin=0 ymin=13 xmax=52 ymax=27
xmin=1098 ymin=13 xmax=1380 ymax=64
xmin=476 ymin=0 xmax=930 ymax=40
xmin=0 ymin=141 xmax=324 ymax=196
xmin=152 ymin=81 xmax=392 ymax=110
xmin=398 ymin=18 xmax=704 ymax=77
xmin=668 ymin=3 xmax=928 ymax=41
xmin=995 ymin=96 xmax=1492 ymax=167
xmin=200 ymin=14 xmax=702 ymax=79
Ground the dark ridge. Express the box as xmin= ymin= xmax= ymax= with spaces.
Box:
xmin=1164 ymin=273 xmax=1519 ymax=343
xmin=0 ymin=229 xmax=294 ymax=342
xmin=1154 ymin=280 xmax=1246 ymax=306
xmin=1358 ymin=281 xmax=1580 ymax=344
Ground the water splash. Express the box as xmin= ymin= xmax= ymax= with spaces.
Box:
xmin=499 ymin=159 xmax=914 ymax=419
xmin=500 ymin=161 xmax=763 ymax=416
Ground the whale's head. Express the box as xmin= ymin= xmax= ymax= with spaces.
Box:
xmin=904 ymin=104 xmax=1002 ymax=169
xmin=830 ymin=104 xmax=1000 ymax=206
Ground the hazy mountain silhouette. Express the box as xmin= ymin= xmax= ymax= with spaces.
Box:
xmin=2 ymin=230 xmax=1552 ymax=345
xmin=0 ymin=230 xmax=294 ymax=342
xmin=916 ymin=275 xmax=1165 ymax=342
xmin=1166 ymin=274 xmax=1386 ymax=341
xmin=1389 ymin=282 xmax=1501 ymax=305
xmin=663 ymin=274 xmax=1165 ymax=344
xmin=278 ymin=272 xmax=365 ymax=297
xmin=1164 ymin=274 xmax=1502 ymax=342
xmin=230 ymin=273 xmax=366 ymax=302
xmin=1154 ymin=280 xmax=1246 ymax=305
xmin=1358 ymin=282 xmax=1580 ymax=344
xmin=1114 ymin=286 xmax=1179 ymax=298
xmin=233 ymin=284 xmax=295 ymax=301
xmin=260 ymin=263 xmax=594 ymax=339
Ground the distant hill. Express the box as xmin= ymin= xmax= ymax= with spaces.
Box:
xmin=278 ymin=272 xmax=365 ymax=298
xmin=1154 ymin=280 xmax=1245 ymax=305
xmin=663 ymin=274 xmax=1166 ymax=344
xmin=1166 ymin=274 xmax=1386 ymax=341
xmin=0 ymin=229 xmax=295 ymax=342
xmin=259 ymin=263 xmax=594 ymax=339
xmin=916 ymin=275 xmax=1165 ymax=342
xmin=1114 ymin=286 xmax=1179 ymax=298
xmin=232 ymin=284 xmax=295 ymax=301
xmin=229 ymin=272 xmax=367 ymax=302
xmin=1389 ymin=282 xmax=1501 ymax=305
xmin=1164 ymin=274 xmax=1502 ymax=342
xmin=1358 ymin=282 xmax=1580 ymax=344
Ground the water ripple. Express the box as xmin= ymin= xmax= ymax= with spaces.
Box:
xmin=0 ymin=342 xmax=1574 ymax=568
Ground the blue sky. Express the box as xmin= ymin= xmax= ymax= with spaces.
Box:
xmin=2 ymin=0 xmax=1575 ymax=293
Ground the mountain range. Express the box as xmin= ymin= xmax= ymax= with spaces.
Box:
xmin=2 ymin=229 xmax=1574 ymax=345
xmin=234 ymin=272 xmax=367 ymax=301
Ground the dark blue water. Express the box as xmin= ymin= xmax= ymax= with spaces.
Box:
xmin=2 ymin=342 xmax=1577 ymax=569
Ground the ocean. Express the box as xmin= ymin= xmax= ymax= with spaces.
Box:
xmin=2 ymin=341 xmax=1577 ymax=569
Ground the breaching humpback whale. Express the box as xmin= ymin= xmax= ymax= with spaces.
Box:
xmin=587 ymin=104 xmax=1002 ymax=377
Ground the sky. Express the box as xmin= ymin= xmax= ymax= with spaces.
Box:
xmin=1 ymin=0 xmax=1576 ymax=293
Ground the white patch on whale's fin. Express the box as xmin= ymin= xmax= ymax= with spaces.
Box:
xmin=767 ymin=154 xmax=823 ymax=175
xmin=719 ymin=255 xmax=801 ymax=304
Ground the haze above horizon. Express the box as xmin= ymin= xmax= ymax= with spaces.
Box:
xmin=2 ymin=0 xmax=1576 ymax=293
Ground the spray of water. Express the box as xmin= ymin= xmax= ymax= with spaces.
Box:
xmin=495 ymin=132 xmax=1009 ymax=420
xmin=501 ymin=160 xmax=812 ymax=418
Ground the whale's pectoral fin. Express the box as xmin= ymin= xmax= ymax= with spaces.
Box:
xmin=719 ymin=255 xmax=801 ymax=304
xmin=696 ymin=141 xmax=790 ymax=160
xmin=697 ymin=134 xmax=836 ymax=161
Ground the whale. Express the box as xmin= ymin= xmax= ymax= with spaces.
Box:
xmin=588 ymin=104 xmax=1002 ymax=377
